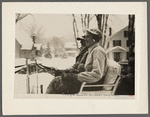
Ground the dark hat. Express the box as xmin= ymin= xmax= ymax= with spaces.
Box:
xmin=77 ymin=35 xmax=85 ymax=41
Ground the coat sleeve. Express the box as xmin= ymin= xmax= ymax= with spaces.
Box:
xmin=77 ymin=49 xmax=107 ymax=84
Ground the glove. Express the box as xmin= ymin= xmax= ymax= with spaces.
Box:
xmin=55 ymin=69 xmax=63 ymax=76
xmin=78 ymin=63 xmax=85 ymax=72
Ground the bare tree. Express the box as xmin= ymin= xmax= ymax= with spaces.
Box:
xmin=81 ymin=14 xmax=90 ymax=33
xmin=95 ymin=14 xmax=103 ymax=32
xmin=81 ymin=14 xmax=84 ymax=33
xmin=128 ymin=15 xmax=135 ymax=58
xmin=95 ymin=14 xmax=109 ymax=48
xmin=72 ymin=14 xmax=79 ymax=50
xmin=84 ymin=14 xmax=87 ymax=31
xmin=87 ymin=14 xmax=90 ymax=29
xmin=103 ymin=14 xmax=109 ymax=47
xmin=16 ymin=13 xmax=46 ymax=45
xmin=16 ymin=13 xmax=28 ymax=23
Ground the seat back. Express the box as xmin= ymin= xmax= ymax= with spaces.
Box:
xmin=78 ymin=59 xmax=121 ymax=95
xmin=103 ymin=59 xmax=121 ymax=91
xmin=78 ymin=75 xmax=121 ymax=95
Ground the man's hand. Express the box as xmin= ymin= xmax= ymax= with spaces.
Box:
xmin=78 ymin=63 xmax=85 ymax=72
xmin=55 ymin=69 xmax=63 ymax=76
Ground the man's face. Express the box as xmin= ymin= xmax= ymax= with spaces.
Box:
xmin=85 ymin=32 xmax=94 ymax=47
xmin=80 ymin=40 xmax=86 ymax=47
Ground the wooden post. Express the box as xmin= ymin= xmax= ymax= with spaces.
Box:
xmin=26 ymin=58 xmax=30 ymax=94
xmin=35 ymin=59 xmax=38 ymax=94
xmin=40 ymin=85 xmax=43 ymax=94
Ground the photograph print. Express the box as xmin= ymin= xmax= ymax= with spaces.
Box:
xmin=15 ymin=14 xmax=135 ymax=96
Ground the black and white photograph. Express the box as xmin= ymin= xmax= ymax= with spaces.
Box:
xmin=15 ymin=13 xmax=135 ymax=96
xmin=2 ymin=2 xmax=148 ymax=115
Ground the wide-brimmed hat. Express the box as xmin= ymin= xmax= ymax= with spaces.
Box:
xmin=86 ymin=28 xmax=102 ymax=38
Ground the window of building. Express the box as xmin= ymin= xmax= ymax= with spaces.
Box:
xmin=126 ymin=40 xmax=130 ymax=47
xmin=127 ymin=52 xmax=130 ymax=60
xmin=124 ymin=31 xmax=128 ymax=38
xmin=114 ymin=52 xmax=121 ymax=62
xmin=113 ymin=40 xmax=121 ymax=47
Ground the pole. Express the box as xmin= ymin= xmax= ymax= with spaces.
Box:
xmin=35 ymin=59 xmax=38 ymax=94
xmin=26 ymin=58 xmax=30 ymax=94
xmin=40 ymin=85 xmax=43 ymax=94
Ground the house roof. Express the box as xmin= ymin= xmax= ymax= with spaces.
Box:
xmin=106 ymin=26 xmax=128 ymax=42
xmin=21 ymin=43 xmax=34 ymax=50
xmin=106 ymin=46 xmax=127 ymax=53
xmin=21 ymin=43 xmax=42 ymax=50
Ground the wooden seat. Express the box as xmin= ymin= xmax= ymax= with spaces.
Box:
xmin=78 ymin=75 xmax=121 ymax=95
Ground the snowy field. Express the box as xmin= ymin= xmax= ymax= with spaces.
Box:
xmin=14 ymin=57 xmax=76 ymax=94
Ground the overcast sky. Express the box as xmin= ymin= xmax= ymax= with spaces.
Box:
xmin=16 ymin=14 xmax=128 ymax=46
xmin=33 ymin=14 xmax=128 ymax=38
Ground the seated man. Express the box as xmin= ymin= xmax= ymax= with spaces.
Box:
xmin=77 ymin=28 xmax=108 ymax=84
xmin=46 ymin=28 xmax=107 ymax=94
xmin=46 ymin=28 xmax=122 ymax=94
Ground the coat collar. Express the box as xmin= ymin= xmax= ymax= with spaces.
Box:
xmin=88 ymin=43 xmax=99 ymax=53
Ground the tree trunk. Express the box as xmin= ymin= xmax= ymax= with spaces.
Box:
xmin=84 ymin=14 xmax=87 ymax=31
xmin=87 ymin=14 xmax=90 ymax=29
xmin=81 ymin=14 xmax=85 ymax=33
xmin=103 ymin=14 xmax=109 ymax=48
xmin=128 ymin=15 xmax=135 ymax=57
xmin=95 ymin=14 xmax=102 ymax=32
xmin=95 ymin=14 xmax=103 ymax=46
xmin=101 ymin=15 xmax=105 ymax=33
xmin=72 ymin=15 xmax=79 ymax=50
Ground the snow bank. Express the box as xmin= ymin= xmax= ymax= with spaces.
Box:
xmin=15 ymin=73 xmax=54 ymax=94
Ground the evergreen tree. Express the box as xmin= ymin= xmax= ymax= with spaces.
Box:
xmin=44 ymin=42 xmax=52 ymax=58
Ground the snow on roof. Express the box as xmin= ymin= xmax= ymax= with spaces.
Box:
xmin=34 ymin=44 xmax=42 ymax=50
xmin=106 ymin=46 xmax=127 ymax=53
xmin=106 ymin=26 xmax=128 ymax=42
xmin=21 ymin=43 xmax=33 ymax=50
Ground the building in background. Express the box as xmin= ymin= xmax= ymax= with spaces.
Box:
xmin=106 ymin=26 xmax=129 ymax=62
xmin=15 ymin=39 xmax=43 ymax=59
xmin=54 ymin=46 xmax=66 ymax=58
xmin=34 ymin=44 xmax=43 ymax=57
xmin=20 ymin=43 xmax=36 ymax=60
xmin=15 ymin=39 xmax=21 ymax=58
xmin=64 ymin=42 xmax=78 ymax=57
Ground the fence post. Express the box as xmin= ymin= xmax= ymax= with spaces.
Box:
xmin=26 ymin=58 xmax=30 ymax=94
xmin=40 ymin=85 xmax=43 ymax=94
xmin=35 ymin=59 xmax=38 ymax=94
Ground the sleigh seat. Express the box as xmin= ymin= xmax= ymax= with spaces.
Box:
xmin=78 ymin=59 xmax=121 ymax=95
xmin=78 ymin=75 xmax=121 ymax=95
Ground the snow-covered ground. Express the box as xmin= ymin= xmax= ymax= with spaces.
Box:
xmin=14 ymin=57 xmax=76 ymax=94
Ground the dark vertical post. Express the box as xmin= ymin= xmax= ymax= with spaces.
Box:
xmin=109 ymin=28 xmax=112 ymax=36
xmin=40 ymin=85 xmax=43 ymax=94
xmin=35 ymin=59 xmax=38 ymax=94
xmin=26 ymin=58 xmax=30 ymax=94
xmin=128 ymin=15 xmax=135 ymax=57
xmin=33 ymin=36 xmax=35 ymax=43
